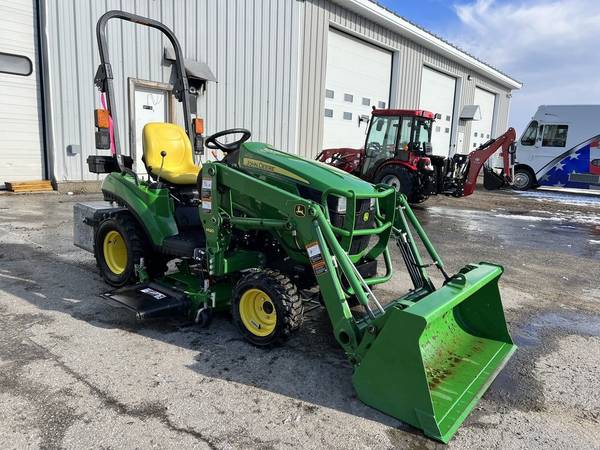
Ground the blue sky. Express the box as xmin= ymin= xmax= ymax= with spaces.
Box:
xmin=377 ymin=0 xmax=600 ymax=134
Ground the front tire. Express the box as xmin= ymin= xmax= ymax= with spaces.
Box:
xmin=375 ymin=165 xmax=421 ymax=203
xmin=232 ymin=270 xmax=303 ymax=346
xmin=513 ymin=168 xmax=535 ymax=191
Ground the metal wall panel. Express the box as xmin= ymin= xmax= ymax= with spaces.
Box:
xmin=41 ymin=0 xmax=514 ymax=181
xmin=42 ymin=0 xmax=302 ymax=182
xmin=297 ymin=0 xmax=514 ymax=158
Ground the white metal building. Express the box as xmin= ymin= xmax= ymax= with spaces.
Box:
xmin=0 ymin=0 xmax=521 ymax=189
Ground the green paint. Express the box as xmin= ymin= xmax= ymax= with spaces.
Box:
xmin=98 ymin=143 xmax=515 ymax=443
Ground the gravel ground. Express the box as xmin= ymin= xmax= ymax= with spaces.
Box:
xmin=0 ymin=187 xmax=598 ymax=449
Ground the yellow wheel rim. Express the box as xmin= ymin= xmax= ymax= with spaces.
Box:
xmin=103 ymin=230 xmax=127 ymax=275
xmin=239 ymin=288 xmax=277 ymax=337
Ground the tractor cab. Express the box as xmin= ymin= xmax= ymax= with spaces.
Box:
xmin=361 ymin=109 xmax=435 ymax=178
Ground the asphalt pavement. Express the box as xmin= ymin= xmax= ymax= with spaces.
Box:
xmin=0 ymin=187 xmax=598 ymax=449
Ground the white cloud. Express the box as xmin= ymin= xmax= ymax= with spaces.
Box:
xmin=450 ymin=0 xmax=600 ymax=132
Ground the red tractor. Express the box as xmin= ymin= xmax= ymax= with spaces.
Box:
xmin=317 ymin=109 xmax=516 ymax=203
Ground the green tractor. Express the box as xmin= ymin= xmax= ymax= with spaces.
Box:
xmin=74 ymin=11 xmax=516 ymax=443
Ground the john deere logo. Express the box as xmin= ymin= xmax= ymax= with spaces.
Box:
xmin=362 ymin=211 xmax=370 ymax=222
xmin=295 ymin=205 xmax=306 ymax=217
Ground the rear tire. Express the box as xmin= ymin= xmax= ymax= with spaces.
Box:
xmin=232 ymin=270 xmax=303 ymax=346
xmin=95 ymin=214 xmax=168 ymax=287
xmin=375 ymin=165 xmax=421 ymax=203
xmin=513 ymin=168 xmax=535 ymax=191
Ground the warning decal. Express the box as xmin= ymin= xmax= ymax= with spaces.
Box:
xmin=306 ymin=241 xmax=328 ymax=276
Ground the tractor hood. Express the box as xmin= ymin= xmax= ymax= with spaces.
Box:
xmin=238 ymin=142 xmax=376 ymax=195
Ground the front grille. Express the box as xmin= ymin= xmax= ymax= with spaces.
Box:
xmin=329 ymin=198 xmax=375 ymax=255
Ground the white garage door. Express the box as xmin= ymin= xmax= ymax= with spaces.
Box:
xmin=471 ymin=87 xmax=496 ymax=149
xmin=0 ymin=0 xmax=44 ymax=184
xmin=322 ymin=29 xmax=392 ymax=150
xmin=419 ymin=67 xmax=456 ymax=157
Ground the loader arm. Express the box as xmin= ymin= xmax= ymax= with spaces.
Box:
xmin=200 ymin=161 xmax=516 ymax=443
xmin=462 ymin=128 xmax=516 ymax=196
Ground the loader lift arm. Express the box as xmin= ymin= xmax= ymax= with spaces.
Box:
xmin=200 ymin=161 xmax=516 ymax=443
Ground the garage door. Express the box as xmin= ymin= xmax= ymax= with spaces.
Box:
xmin=419 ymin=67 xmax=456 ymax=157
xmin=471 ymin=87 xmax=496 ymax=149
xmin=0 ymin=0 xmax=44 ymax=184
xmin=322 ymin=29 xmax=392 ymax=150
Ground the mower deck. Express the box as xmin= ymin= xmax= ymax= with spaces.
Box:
xmin=101 ymin=281 xmax=189 ymax=320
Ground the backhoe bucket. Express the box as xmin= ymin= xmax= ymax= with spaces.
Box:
xmin=352 ymin=263 xmax=516 ymax=443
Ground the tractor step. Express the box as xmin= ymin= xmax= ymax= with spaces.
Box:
xmin=101 ymin=282 xmax=189 ymax=320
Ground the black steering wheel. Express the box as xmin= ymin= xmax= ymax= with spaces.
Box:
xmin=365 ymin=142 xmax=382 ymax=157
xmin=205 ymin=128 xmax=252 ymax=153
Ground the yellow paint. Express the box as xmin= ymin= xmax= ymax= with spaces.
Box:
xmin=143 ymin=123 xmax=201 ymax=185
xmin=103 ymin=230 xmax=127 ymax=275
xmin=239 ymin=288 xmax=277 ymax=337
xmin=242 ymin=158 xmax=309 ymax=184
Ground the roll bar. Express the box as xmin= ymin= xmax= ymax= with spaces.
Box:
xmin=94 ymin=10 xmax=194 ymax=171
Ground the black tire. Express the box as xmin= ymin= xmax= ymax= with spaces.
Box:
xmin=95 ymin=214 xmax=167 ymax=287
xmin=513 ymin=167 xmax=535 ymax=191
xmin=375 ymin=165 xmax=420 ymax=203
xmin=231 ymin=269 xmax=303 ymax=346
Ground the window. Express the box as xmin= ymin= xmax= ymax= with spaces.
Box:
xmin=324 ymin=108 xmax=333 ymax=118
xmin=362 ymin=97 xmax=371 ymax=106
xmin=446 ymin=115 xmax=451 ymax=122
xmin=474 ymin=132 xmax=478 ymax=137
xmin=325 ymin=89 xmax=334 ymax=99
xmin=521 ymin=120 xmax=539 ymax=146
xmin=435 ymin=126 xmax=441 ymax=133
xmin=542 ymin=125 xmax=568 ymax=147
xmin=378 ymin=101 xmax=386 ymax=109
xmin=0 ymin=52 xmax=32 ymax=76
xmin=363 ymin=116 xmax=400 ymax=174
xmin=445 ymin=128 xmax=450 ymax=133
xmin=344 ymin=93 xmax=353 ymax=103
xmin=343 ymin=112 xmax=352 ymax=120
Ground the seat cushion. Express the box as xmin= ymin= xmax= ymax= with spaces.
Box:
xmin=142 ymin=123 xmax=201 ymax=185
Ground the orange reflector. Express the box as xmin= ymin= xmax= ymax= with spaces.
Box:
xmin=194 ymin=118 xmax=204 ymax=135
xmin=95 ymin=109 xmax=110 ymax=129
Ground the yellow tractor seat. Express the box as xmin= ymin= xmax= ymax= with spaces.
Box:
xmin=142 ymin=122 xmax=202 ymax=185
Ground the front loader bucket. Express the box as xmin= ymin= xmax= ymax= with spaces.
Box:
xmin=352 ymin=263 xmax=516 ymax=443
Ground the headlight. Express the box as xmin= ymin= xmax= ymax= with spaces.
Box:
xmin=334 ymin=196 xmax=347 ymax=214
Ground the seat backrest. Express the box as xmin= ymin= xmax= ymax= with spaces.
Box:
xmin=142 ymin=122 xmax=198 ymax=177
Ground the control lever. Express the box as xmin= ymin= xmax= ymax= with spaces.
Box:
xmin=156 ymin=150 xmax=167 ymax=184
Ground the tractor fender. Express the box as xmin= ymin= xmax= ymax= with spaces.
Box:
xmin=374 ymin=160 xmax=418 ymax=178
xmin=101 ymin=173 xmax=178 ymax=248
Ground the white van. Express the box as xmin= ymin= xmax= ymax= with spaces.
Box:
xmin=512 ymin=105 xmax=600 ymax=190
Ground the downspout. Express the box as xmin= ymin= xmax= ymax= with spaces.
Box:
xmin=36 ymin=0 xmax=55 ymax=184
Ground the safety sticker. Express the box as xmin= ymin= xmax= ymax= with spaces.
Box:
xmin=201 ymin=178 xmax=212 ymax=190
xmin=140 ymin=288 xmax=167 ymax=300
xmin=306 ymin=241 xmax=328 ymax=276
xmin=201 ymin=199 xmax=212 ymax=211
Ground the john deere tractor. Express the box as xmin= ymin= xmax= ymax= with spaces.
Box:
xmin=74 ymin=11 xmax=516 ymax=443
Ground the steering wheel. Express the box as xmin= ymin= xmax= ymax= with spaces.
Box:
xmin=365 ymin=142 xmax=382 ymax=157
xmin=205 ymin=128 xmax=252 ymax=153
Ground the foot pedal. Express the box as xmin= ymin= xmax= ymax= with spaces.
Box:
xmin=101 ymin=282 xmax=189 ymax=320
